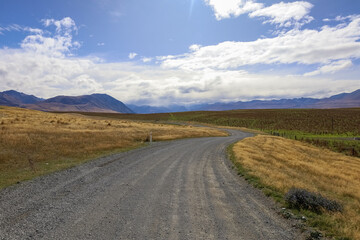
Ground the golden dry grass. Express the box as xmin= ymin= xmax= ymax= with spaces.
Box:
xmin=0 ymin=106 xmax=226 ymax=189
xmin=233 ymin=135 xmax=360 ymax=239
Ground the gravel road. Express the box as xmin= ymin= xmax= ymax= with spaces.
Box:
xmin=0 ymin=129 xmax=304 ymax=240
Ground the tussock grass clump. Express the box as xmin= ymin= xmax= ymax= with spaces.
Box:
xmin=285 ymin=188 xmax=343 ymax=213
xmin=0 ymin=107 xmax=226 ymax=189
xmin=232 ymin=135 xmax=360 ymax=239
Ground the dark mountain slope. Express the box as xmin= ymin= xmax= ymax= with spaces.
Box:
xmin=30 ymin=94 xmax=134 ymax=113
xmin=0 ymin=90 xmax=42 ymax=107
xmin=0 ymin=90 xmax=133 ymax=113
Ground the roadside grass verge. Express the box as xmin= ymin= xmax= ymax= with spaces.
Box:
xmin=267 ymin=130 xmax=360 ymax=158
xmin=229 ymin=135 xmax=360 ymax=239
xmin=0 ymin=107 xmax=227 ymax=189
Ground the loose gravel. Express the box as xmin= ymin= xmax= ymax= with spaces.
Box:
xmin=0 ymin=129 xmax=305 ymax=239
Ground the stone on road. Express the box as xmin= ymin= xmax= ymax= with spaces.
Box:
xmin=0 ymin=130 xmax=303 ymax=239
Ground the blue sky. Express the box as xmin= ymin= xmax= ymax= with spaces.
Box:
xmin=0 ymin=0 xmax=360 ymax=106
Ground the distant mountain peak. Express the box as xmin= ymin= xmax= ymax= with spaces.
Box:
xmin=3 ymin=90 xmax=19 ymax=94
xmin=0 ymin=90 xmax=42 ymax=106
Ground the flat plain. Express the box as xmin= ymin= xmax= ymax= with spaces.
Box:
xmin=0 ymin=106 xmax=226 ymax=189
xmin=86 ymin=108 xmax=360 ymax=157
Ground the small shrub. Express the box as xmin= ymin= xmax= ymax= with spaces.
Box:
xmin=306 ymin=230 xmax=322 ymax=240
xmin=285 ymin=188 xmax=343 ymax=213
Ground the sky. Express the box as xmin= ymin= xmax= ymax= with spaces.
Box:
xmin=0 ymin=0 xmax=360 ymax=106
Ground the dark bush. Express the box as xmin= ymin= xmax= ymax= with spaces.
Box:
xmin=285 ymin=188 xmax=343 ymax=213
xmin=306 ymin=231 xmax=322 ymax=240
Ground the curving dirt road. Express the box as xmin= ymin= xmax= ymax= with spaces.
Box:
xmin=0 ymin=129 xmax=303 ymax=239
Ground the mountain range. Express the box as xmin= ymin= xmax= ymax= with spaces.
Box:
xmin=0 ymin=89 xmax=359 ymax=113
xmin=128 ymin=89 xmax=360 ymax=113
xmin=190 ymin=89 xmax=360 ymax=111
xmin=0 ymin=90 xmax=133 ymax=113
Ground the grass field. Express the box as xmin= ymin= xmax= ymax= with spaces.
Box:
xmin=0 ymin=106 xmax=226 ymax=189
xmin=82 ymin=108 xmax=360 ymax=135
xmin=231 ymin=135 xmax=360 ymax=239
xmin=82 ymin=108 xmax=360 ymax=157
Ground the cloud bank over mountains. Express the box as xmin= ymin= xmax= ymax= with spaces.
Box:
xmin=0 ymin=1 xmax=360 ymax=106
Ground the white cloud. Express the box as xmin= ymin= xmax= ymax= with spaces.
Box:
xmin=2 ymin=24 xmax=23 ymax=32
xmin=249 ymin=1 xmax=314 ymax=27
xmin=304 ymin=60 xmax=353 ymax=76
xmin=0 ymin=48 xmax=101 ymax=97
xmin=203 ymin=0 xmax=313 ymax=28
xmin=20 ymin=17 xmax=80 ymax=58
xmin=204 ymin=0 xmax=263 ymax=20
xmin=0 ymin=24 xmax=43 ymax=35
xmin=1 ymin=17 xmax=359 ymax=106
xmin=41 ymin=17 xmax=77 ymax=35
xmin=156 ymin=55 xmax=176 ymax=61
xmin=97 ymin=42 xmax=105 ymax=46
xmin=189 ymin=44 xmax=202 ymax=52
xmin=1 ymin=41 xmax=359 ymax=106
xmin=323 ymin=15 xmax=359 ymax=22
xmin=128 ymin=52 xmax=138 ymax=59
xmin=141 ymin=57 xmax=152 ymax=63
xmin=161 ymin=16 xmax=360 ymax=70
xmin=20 ymin=34 xmax=78 ymax=58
